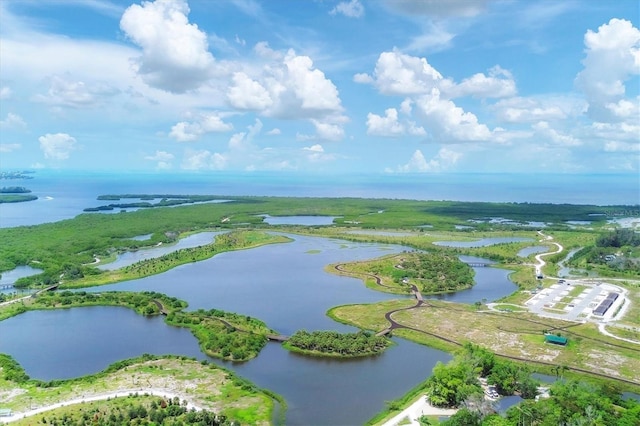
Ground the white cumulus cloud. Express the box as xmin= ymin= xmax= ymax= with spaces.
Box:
xmin=303 ymin=143 xmax=335 ymax=162
xmin=226 ymin=45 xmax=346 ymax=140
xmin=0 ymin=86 xmax=12 ymax=100
xmin=0 ymin=113 xmax=27 ymax=129
xmin=227 ymin=72 xmax=273 ymax=110
xmin=414 ymin=89 xmax=492 ymax=142
xmin=38 ymin=133 xmax=77 ymax=160
xmin=330 ymin=0 xmax=364 ymax=18
xmin=366 ymin=108 xmax=425 ymax=137
xmin=33 ymin=75 xmax=119 ymax=108
xmin=144 ymin=150 xmax=174 ymax=169
xmin=361 ymin=50 xmax=444 ymax=96
xmin=532 ymin=121 xmax=581 ymax=146
xmin=575 ymin=18 xmax=640 ymax=120
xmin=120 ymin=0 xmax=215 ymax=93
xmin=169 ymin=112 xmax=234 ymax=142
xmin=396 ymin=148 xmax=462 ymax=172
xmin=181 ymin=148 xmax=227 ymax=170
xmin=445 ymin=66 xmax=516 ymax=99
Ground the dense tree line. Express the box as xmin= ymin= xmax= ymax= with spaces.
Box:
xmin=0 ymin=353 xmax=30 ymax=383
xmin=426 ymin=344 xmax=539 ymax=408
xmin=422 ymin=343 xmax=640 ymax=426
xmin=0 ymin=186 xmax=31 ymax=193
xmin=165 ymin=310 xmax=270 ymax=361
xmin=569 ymin=246 xmax=640 ymax=275
xmin=285 ymin=330 xmax=391 ymax=357
xmin=394 ymin=252 xmax=475 ymax=293
xmin=596 ymin=229 xmax=640 ymax=248
xmin=439 ymin=380 xmax=640 ymax=426
xmin=37 ymin=394 xmax=239 ymax=426
xmin=32 ymin=290 xmax=186 ymax=316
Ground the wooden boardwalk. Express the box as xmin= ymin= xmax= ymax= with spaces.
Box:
xmin=267 ymin=334 xmax=289 ymax=342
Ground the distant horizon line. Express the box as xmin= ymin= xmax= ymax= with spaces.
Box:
xmin=2 ymin=169 xmax=639 ymax=177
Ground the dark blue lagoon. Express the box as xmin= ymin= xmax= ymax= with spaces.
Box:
xmin=0 ymin=234 xmax=519 ymax=425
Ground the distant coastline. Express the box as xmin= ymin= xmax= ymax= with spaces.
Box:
xmin=0 ymin=173 xmax=37 ymax=204
xmin=0 ymin=194 xmax=37 ymax=204
xmin=0 ymin=171 xmax=35 ymax=180
xmin=0 ymin=171 xmax=638 ymax=228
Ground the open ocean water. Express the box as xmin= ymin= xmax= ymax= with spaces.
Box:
xmin=0 ymin=171 xmax=638 ymax=228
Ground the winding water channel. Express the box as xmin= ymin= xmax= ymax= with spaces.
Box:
xmin=0 ymin=234 xmax=519 ymax=425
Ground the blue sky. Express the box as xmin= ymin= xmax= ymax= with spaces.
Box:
xmin=0 ymin=0 xmax=638 ymax=174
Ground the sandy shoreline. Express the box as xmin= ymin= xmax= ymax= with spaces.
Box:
xmin=380 ymin=395 xmax=457 ymax=426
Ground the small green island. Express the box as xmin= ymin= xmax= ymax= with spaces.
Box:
xmin=0 ymin=186 xmax=37 ymax=203
xmin=83 ymin=194 xmax=231 ymax=211
xmin=283 ymin=330 xmax=392 ymax=357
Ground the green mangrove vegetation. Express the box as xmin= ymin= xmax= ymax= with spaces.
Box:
xmin=283 ymin=330 xmax=392 ymax=358
xmin=0 ymin=194 xmax=37 ymax=203
xmin=0 ymin=186 xmax=31 ymax=193
xmin=166 ymin=309 xmax=274 ymax=361
xmin=84 ymin=194 xmax=233 ymax=211
xmin=0 ymin=185 xmax=36 ymax=203
xmin=334 ymin=251 xmax=475 ymax=294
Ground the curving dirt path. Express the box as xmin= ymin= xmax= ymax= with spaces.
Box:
xmin=334 ymin=256 xmax=640 ymax=387
xmin=2 ymin=389 xmax=201 ymax=424
xmin=534 ymin=230 xmax=563 ymax=277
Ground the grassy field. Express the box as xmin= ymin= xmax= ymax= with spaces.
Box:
xmin=0 ymin=355 xmax=279 ymax=425
xmin=330 ymin=299 xmax=640 ymax=386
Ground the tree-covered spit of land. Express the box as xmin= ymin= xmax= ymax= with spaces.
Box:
xmin=84 ymin=194 xmax=233 ymax=211
xmin=0 ymin=290 xmax=276 ymax=362
xmin=166 ymin=309 xmax=273 ymax=361
xmin=0 ymin=185 xmax=36 ymax=203
xmin=334 ymin=251 xmax=475 ymax=295
xmin=283 ymin=330 xmax=392 ymax=357
xmin=0 ymin=186 xmax=31 ymax=193
xmin=0 ymin=193 xmax=37 ymax=203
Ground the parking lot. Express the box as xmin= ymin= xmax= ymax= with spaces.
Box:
xmin=525 ymin=281 xmax=624 ymax=321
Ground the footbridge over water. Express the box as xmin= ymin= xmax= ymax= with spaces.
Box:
xmin=267 ymin=334 xmax=289 ymax=342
